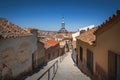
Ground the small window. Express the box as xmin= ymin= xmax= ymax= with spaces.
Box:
xmin=80 ymin=46 xmax=83 ymax=61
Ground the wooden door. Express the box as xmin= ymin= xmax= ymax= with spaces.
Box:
xmin=80 ymin=47 xmax=83 ymax=61
xmin=76 ymin=53 xmax=78 ymax=66
xmin=87 ymin=49 xmax=93 ymax=74
xmin=117 ymin=55 xmax=120 ymax=80
xmin=108 ymin=51 xmax=117 ymax=80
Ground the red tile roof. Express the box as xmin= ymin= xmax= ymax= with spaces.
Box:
xmin=76 ymin=28 xmax=97 ymax=45
xmin=46 ymin=40 xmax=59 ymax=46
xmin=94 ymin=10 xmax=120 ymax=35
xmin=42 ymin=41 xmax=52 ymax=49
xmin=0 ymin=18 xmax=32 ymax=39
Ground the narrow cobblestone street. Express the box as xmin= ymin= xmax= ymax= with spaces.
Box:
xmin=54 ymin=52 xmax=91 ymax=80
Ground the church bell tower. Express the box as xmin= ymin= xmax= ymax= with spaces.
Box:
xmin=58 ymin=17 xmax=67 ymax=33
xmin=62 ymin=17 xmax=65 ymax=29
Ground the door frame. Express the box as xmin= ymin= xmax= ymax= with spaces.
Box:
xmin=108 ymin=50 xmax=117 ymax=80
xmin=87 ymin=49 xmax=93 ymax=74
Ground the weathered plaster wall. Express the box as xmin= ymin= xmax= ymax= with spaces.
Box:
xmin=37 ymin=42 xmax=45 ymax=66
xmin=76 ymin=40 xmax=94 ymax=77
xmin=0 ymin=35 xmax=37 ymax=79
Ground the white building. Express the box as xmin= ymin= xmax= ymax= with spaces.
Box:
xmin=72 ymin=25 xmax=95 ymax=41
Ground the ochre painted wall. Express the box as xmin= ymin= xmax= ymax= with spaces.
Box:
xmin=76 ymin=39 xmax=95 ymax=77
xmin=94 ymin=21 xmax=120 ymax=79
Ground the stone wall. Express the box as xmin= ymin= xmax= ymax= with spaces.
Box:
xmin=37 ymin=41 xmax=45 ymax=66
xmin=59 ymin=46 xmax=65 ymax=56
xmin=45 ymin=44 xmax=59 ymax=62
xmin=0 ymin=35 xmax=37 ymax=79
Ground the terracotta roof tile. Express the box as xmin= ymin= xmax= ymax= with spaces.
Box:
xmin=41 ymin=40 xmax=52 ymax=49
xmin=46 ymin=40 xmax=59 ymax=46
xmin=76 ymin=28 xmax=97 ymax=45
xmin=0 ymin=18 xmax=32 ymax=39
xmin=41 ymin=39 xmax=59 ymax=49
xmin=94 ymin=10 xmax=120 ymax=35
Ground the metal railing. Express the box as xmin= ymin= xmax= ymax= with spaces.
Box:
xmin=37 ymin=60 xmax=58 ymax=80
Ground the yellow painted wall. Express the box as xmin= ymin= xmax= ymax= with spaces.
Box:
xmin=94 ymin=21 xmax=120 ymax=78
xmin=76 ymin=39 xmax=95 ymax=77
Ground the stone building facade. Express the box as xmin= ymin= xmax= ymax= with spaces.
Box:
xmin=43 ymin=40 xmax=59 ymax=62
xmin=59 ymin=45 xmax=65 ymax=56
xmin=37 ymin=41 xmax=45 ymax=67
xmin=76 ymin=28 xmax=96 ymax=78
xmin=0 ymin=19 xmax=38 ymax=80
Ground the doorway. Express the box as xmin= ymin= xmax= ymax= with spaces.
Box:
xmin=87 ymin=49 xmax=93 ymax=74
xmin=108 ymin=51 xmax=120 ymax=80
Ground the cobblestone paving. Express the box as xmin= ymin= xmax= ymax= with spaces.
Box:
xmin=54 ymin=52 xmax=91 ymax=80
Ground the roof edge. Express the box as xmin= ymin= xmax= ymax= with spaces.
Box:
xmin=94 ymin=10 xmax=120 ymax=35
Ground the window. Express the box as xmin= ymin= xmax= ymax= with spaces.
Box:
xmin=80 ymin=46 xmax=83 ymax=61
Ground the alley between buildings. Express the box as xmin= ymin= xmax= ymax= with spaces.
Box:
xmin=24 ymin=51 xmax=91 ymax=80
xmin=54 ymin=51 xmax=91 ymax=80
